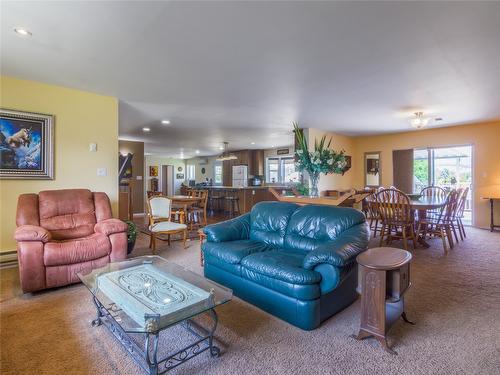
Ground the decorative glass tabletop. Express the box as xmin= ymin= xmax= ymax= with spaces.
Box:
xmin=78 ymin=256 xmax=232 ymax=334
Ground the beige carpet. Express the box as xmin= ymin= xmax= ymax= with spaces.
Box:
xmin=1 ymin=228 xmax=500 ymax=375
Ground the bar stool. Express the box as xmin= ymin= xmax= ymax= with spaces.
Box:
xmin=224 ymin=189 xmax=240 ymax=218
xmin=209 ymin=189 xmax=225 ymax=216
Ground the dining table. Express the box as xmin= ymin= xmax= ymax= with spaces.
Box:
xmin=167 ymin=195 xmax=202 ymax=211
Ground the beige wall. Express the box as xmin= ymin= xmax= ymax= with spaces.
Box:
xmin=0 ymin=76 xmax=119 ymax=253
xmin=351 ymin=121 xmax=500 ymax=229
xmin=119 ymin=140 xmax=144 ymax=213
xmin=185 ymin=156 xmax=219 ymax=183
xmin=145 ymin=155 xmax=185 ymax=196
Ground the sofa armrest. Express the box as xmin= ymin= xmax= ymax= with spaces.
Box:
xmin=203 ymin=213 xmax=251 ymax=242
xmin=94 ymin=219 xmax=128 ymax=236
xmin=14 ymin=225 xmax=51 ymax=243
xmin=303 ymin=223 xmax=369 ymax=269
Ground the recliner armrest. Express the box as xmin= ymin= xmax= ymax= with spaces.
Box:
xmin=14 ymin=225 xmax=51 ymax=243
xmin=303 ymin=223 xmax=369 ymax=269
xmin=203 ymin=213 xmax=251 ymax=242
xmin=94 ymin=219 xmax=128 ymax=236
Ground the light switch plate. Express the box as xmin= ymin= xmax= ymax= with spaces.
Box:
xmin=89 ymin=143 xmax=97 ymax=152
xmin=136 ymin=175 xmax=143 ymax=180
xmin=97 ymin=167 xmax=107 ymax=176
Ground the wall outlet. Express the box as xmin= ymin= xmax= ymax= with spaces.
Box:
xmin=97 ymin=167 xmax=107 ymax=176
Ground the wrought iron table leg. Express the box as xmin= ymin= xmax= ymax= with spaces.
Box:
xmin=91 ymin=296 xmax=103 ymax=327
xmin=208 ymin=308 xmax=220 ymax=357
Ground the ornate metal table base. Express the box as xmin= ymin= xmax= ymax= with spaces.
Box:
xmin=91 ymin=296 xmax=220 ymax=374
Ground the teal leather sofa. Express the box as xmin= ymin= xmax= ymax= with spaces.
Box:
xmin=202 ymin=201 xmax=370 ymax=330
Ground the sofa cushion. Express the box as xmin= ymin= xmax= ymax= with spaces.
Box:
xmin=241 ymin=267 xmax=321 ymax=300
xmin=202 ymin=240 xmax=273 ymax=265
xmin=44 ymin=233 xmax=111 ymax=266
xmin=241 ymin=250 xmax=322 ymax=285
xmin=284 ymin=205 xmax=366 ymax=252
xmin=249 ymin=202 xmax=298 ymax=247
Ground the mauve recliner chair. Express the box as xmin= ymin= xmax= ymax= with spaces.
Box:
xmin=14 ymin=189 xmax=128 ymax=293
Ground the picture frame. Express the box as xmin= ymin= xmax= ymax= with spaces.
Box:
xmin=176 ymin=173 xmax=184 ymax=179
xmin=149 ymin=165 xmax=158 ymax=177
xmin=0 ymin=108 xmax=54 ymax=179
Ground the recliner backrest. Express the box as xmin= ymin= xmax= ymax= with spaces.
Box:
xmin=249 ymin=201 xmax=298 ymax=247
xmin=284 ymin=205 xmax=366 ymax=252
xmin=38 ymin=189 xmax=97 ymax=240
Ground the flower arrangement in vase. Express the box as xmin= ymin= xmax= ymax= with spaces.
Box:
xmin=293 ymin=122 xmax=347 ymax=197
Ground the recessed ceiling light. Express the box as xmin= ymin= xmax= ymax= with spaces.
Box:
xmin=14 ymin=28 xmax=32 ymax=36
xmin=195 ymin=150 xmax=200 ymax=154
xmin=161 ymin=120 xmax=170 ymax=125
xmin=219 ymin=146 xmax=224 ymax=150
xmin=142 ymin=127 xmax=151 ymax=132
xmin=251 ymin=142 xmax=255 ymax=145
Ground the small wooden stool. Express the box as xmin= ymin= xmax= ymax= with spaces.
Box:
xmin=352 ymin=247 xmax=415 ymax=355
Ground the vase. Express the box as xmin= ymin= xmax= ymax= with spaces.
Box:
xmin=309 ymin=172 xmax=320 ymax=198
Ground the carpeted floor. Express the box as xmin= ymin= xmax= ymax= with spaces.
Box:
xmin=1 ymin=228 xmax=500 ymax=375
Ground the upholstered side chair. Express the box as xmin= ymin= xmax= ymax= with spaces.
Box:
xmin=147 ymin=196 xmax=188 ymax=252
xmin=14 ymin=189 xmax=128 ymax=293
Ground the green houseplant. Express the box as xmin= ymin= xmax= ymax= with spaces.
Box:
xmin=125 ymin=220 xmax=137 ymax=254
xmin=293 ymin=122 xmax=347 ymax=197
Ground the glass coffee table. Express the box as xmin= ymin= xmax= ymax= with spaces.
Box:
xmin=78 ymin=256 xmax=232 ymax=374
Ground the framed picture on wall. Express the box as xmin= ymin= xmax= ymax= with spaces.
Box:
xmin=149 ymin=165 xmax=158 ymax=177
xmin=176 ymin=173 xmax=184 ymax=179
xmin=0 ymin=108 xmax=54 ymax=179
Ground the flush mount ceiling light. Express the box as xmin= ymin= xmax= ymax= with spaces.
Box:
xmin=161 ymin=120 xmax=170 ymax=125
xmin=195 ymin=150 xmax=200 ymax=154
xmin=410 ymin=112 xmax=430 ymax=129
xmin=14 ymin=27 xmax=32 ymax=36
xmin=216 ymin=142 xmax=238 ymax=161
xmin=142 ymin=127 xmax=151 ymax=132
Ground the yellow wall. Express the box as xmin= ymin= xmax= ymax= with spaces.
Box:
xmin=352 ymin=121 xmax=500 ymax=229
xmin=0 ymin=76 xmax=119 ymax=253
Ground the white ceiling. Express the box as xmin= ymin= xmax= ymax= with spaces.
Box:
xmin=2 ymin=1 xmax=500 ymax=158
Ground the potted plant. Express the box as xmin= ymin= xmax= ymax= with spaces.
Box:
xmin=293 ymin=122 xmax=347 ymax=197
xmin=125 ymin=220 xmax=137 ymax=254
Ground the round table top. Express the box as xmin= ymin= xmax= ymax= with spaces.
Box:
xmin=357 ymin=247 xmax=412 ymax=270
xmin=408 ymin=196 xmax=446 ymax=210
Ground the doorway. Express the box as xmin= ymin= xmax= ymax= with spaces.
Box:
xmin=413 ymin=145 xmax=473 ymax=224
xmin=161 ymin=165 xmax=174 ymax=196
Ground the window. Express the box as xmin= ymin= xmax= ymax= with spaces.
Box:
xmin=413 ymin=145 xmax=473 ymax=224
xmin=186 ymin=164 xmax=195 ymax=181
xmin=214 ymin=164 xmax=223 ymax=184
xmin=266 ymin=156 xmax=298 ymax=184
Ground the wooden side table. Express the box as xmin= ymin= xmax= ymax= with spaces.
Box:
xmin=352 ymin=247 xmax=414 ymax=355
xmin=198 ymin=229 xmax=206 ymax=266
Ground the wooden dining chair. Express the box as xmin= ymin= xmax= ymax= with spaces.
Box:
xmin=365 ymin=193 xmax=382 ymax=238
xmin=420 ymin=186 xmax=447 ymax=216
xmin=451 ymin=187 xmax=469 ymax=241
xmin=147 ymin=196 xmax=188 ymax=253
xmin=188 ymin=189 xmax=209 ymax=228
xmin=416 ymin=189 xmax=459 ymax=255
xmin=375 ymin=189 xmax=417 ymax=251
